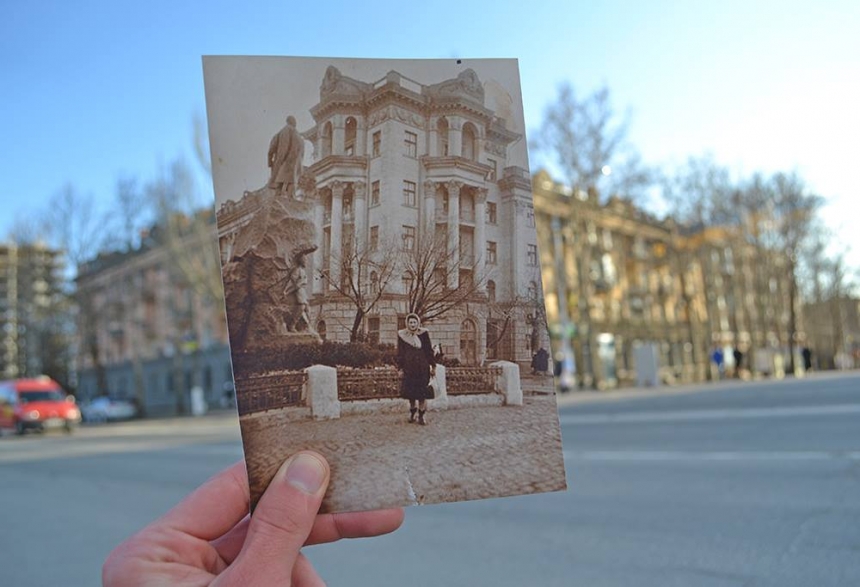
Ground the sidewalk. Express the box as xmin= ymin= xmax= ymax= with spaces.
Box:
xmin=554 ymin=369 xmax=860 ymax=407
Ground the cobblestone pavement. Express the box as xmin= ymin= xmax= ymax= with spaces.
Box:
xmin=241 ymin=395 xmax=567 ymax=513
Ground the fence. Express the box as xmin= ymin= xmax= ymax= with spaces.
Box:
xmin=337 ymin=367 xmax=401 ymax=401
xmin=446 ymin=366 xmax=502 ymax=395
xmin=236 ymin=371 xmax=307 ymax=415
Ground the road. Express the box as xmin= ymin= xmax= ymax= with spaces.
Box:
xmin=1 ymin=372 xmax=858 ymax=586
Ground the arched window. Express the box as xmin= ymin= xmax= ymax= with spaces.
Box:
xmin=316 ymin=320 xmax=327 ymax=341
xmin=344 ymin=117 xmax=357 ymax=155
xmin=460 ymin=319 xmax=477 ymax=365
xmin=437 ymin=117 xmax=449 ymax=156
xmin=321 ymin=122 xmax=333 ymax=157
xmin=462 ymin=122 xmax=478 ymax=160
xmin=487 ymin=280 xmax=496 ymax=303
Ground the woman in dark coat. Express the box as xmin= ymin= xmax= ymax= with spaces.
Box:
xmin=397 ymin=313 xmax=435 ymax=425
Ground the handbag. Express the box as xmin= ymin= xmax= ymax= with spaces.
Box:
xmin=427 ymin=374 xmax=438 ymax=398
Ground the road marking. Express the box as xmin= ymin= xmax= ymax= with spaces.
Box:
xmin=563 ymin=450 xmax=860 ymax=462
xmin=559 ymin=403 xmax=860 ymax=425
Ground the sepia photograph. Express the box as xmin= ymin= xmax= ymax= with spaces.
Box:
xmin=204 ymin=56 xmax=566 ymax=512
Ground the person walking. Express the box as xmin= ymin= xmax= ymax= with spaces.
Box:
xmin=397 ymin=313 xmax=436 ymax=425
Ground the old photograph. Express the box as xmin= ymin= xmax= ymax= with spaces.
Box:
xmin=203 ymin=56 xmax=566 ymax=512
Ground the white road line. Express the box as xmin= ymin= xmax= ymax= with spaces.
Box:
xmin=559 ymin=403 xmax=860 ymax=425
xmin=563 ymin=450 xmax=860 ymax=462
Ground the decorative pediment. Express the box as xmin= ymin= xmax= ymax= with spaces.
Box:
xmin=427 ymin=69 xmax=485 ymax=103
xmin=320 ymin=65 xmax=369 ymax=99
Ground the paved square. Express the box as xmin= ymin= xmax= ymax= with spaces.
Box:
xmin=241 ymin=395 xmax=567 ymax=512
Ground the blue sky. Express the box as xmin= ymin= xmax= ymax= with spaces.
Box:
xmin=2 ymin=0 xmax=858 ymax=269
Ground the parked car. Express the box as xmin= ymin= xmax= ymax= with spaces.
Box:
xmin=80 ymin=397 xmax=139 ymax=423
xmin=0 ymin=376 xmax=81 ymax=435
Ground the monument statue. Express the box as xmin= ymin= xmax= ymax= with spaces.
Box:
xmin=268 ymin=115 xmax=304 ymax=198
xmin=283 ymin=245 xmax=317 ymax=333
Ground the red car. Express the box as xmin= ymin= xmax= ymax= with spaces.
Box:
xmin=0 ymin=377 xmax=81 ymax=435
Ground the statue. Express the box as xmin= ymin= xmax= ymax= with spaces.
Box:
xmin=282 ymin=245 xmax=317 ymax=333
xmin=268 ymin=115 xmax=304 ymax=198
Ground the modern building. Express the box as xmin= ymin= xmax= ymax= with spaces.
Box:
xmin=218 ymin=66 xmax=548 ymax=366
xmin=0 ymin=242 xmax=67 ymax=382
xmin=74 ymin=223 xmax=232 ymax=415
xmin=533 ymin=170 xmax=797 ymax=388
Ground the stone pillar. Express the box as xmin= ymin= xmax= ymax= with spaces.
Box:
xmin=312 ymin=191 xmax=325 ymax=294
xmin=490 ymin=360 xmax=522 ymax=406
xmin=475 ymin=187 xmax=488 ymax=292
xmin=449 ymin=118 xmax=462 ymax=157
xmin=431 ymin=363 xmax=448 ymax=410
xmin=428 ymin=119 xmax=438 ymax=157
xmin=329 ymin=181 xmax=344 ymax=286
xmin=423 ymin=181 xmax=436 ymax=234
xmin=306 ymin=365 xmax=340 ymax=419
xmin=332 ymin=115 xmax=345 ymax=156
xmin=353 ymin=182 xmax=367 ymax=250
xmin=446 ymin=181 xmax=462 ymax=290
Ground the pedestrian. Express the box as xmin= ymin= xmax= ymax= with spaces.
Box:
xmin=732 ymin=347 xmax=743 ymax=379
xmin=802 ymin=347 xmax=813 ymax=372
xmin=531 ymin=347 xmax=549 ymax=375
xmin=711 ymin=346 xmax=725 ymax=379
xmin=396 ymin=313 xmax=436 ymax=425
xmin=102 ymin=453 xmax=403 ymax=585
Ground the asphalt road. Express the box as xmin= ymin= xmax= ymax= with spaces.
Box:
xmin=1 ymin=372 xmax=858 ymax=586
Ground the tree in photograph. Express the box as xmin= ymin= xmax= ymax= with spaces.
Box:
xmin=400 ymin=228 xmax=489 ymax=323
xmin=531 ymin=83 xmax=655 ymax=202
xmin=318 ymin=233 xmax=399 ymax=342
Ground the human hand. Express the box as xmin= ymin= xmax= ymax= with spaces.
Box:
xmin=103 ymin=452 xmax=404 ymax=586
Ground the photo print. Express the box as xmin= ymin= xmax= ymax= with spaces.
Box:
xmin=203 ymin=56 xmax=566 ymax=512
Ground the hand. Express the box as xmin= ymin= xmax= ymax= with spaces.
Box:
xmin=103 ymin=452 xmax=403 ymax=586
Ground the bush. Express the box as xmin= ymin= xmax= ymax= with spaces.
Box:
xmin=232 ymin=340 xmax=397 ymax=375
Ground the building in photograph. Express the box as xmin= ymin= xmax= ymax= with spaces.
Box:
xmin=218 ymin=66 xmax=548 ymax=367
xmin=74 ymin=220 xmax=232 ymax=416
xmin=0 ymin=241 xmax=67 ymax=382
xmin=533 ymin=170 xmax=796 ymax=388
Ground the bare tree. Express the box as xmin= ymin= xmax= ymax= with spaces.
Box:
xmin=401 ymin=228 xmax=490 ymax=323
xmin=318 ymin=233 xmax=399 ymax=342
xmin=531 ymin=83 xmax=654 ymax=201
xmin=43 ymin=184 xmax=112 ymax=395
xmin=768 ymin=171 xmax=823 ymax=373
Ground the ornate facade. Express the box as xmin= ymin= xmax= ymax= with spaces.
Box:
xmin=218 ymin=67 xmax=548 ymax=366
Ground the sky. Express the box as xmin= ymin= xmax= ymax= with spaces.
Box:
xmin=2 ymin=0 xmax=858 ymax=270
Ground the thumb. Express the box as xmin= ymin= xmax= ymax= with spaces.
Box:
xmin=225 ymin=452 xmax=330 ymax=584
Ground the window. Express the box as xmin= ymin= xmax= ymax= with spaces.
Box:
xmin=401 ymin=273 xmax=414 ymax=294
xmin=404 ymin=131 xmax=418 ymax=157
xmin=527 ymin=244 xmax=538 ymax=266
xmin=402 ymin=225 xmax=416 ymax=251
xmin=370 ymin=226 xmax=379 ymax=251
xmin=371 ymin=180 xmax=380 ymax=206
xmin=462 ymin=122 xmax=477 ymax=160
xmin=437 ymin=118 xmax=449 ymax=156
xmin=486 ymin=241 xmax=497 ymax=265
xmin=345 ymin=117 xmax=357 ymax=156
xmin=487 ymin=158 xmax=497 ymax=181
xmin=526 ymin=208 xmax=535 ymax=227
xmin=486 ymin=202 xmax=497 ymax=224
xmin=487 ymin=280 xmax=496 ymax=303
xmin=372 ymin=131 xmax=381 ymax=157
xmin=403 ymin=180 xmax=417 ymax=207
xmin=367 ymin=317 xmax=380 ymax=344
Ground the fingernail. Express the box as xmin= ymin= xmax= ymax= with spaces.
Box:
xmin=284 ymin=453 xmax=326 ymax=495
